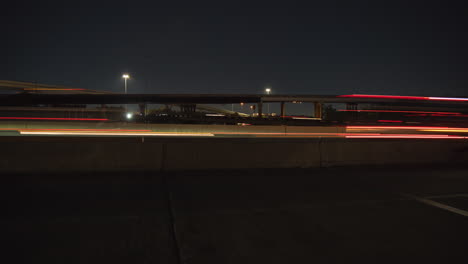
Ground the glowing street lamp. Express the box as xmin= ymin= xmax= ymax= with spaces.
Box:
xmin=122 ymin=74 xmax=130 ymax=114
xmin=122 ymin=74 xmax=130 ymax=94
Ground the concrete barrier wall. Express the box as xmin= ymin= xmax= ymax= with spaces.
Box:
xmin=0 ymin=138 xmax=164 ymax=173
xmin=321 ymin=138 xmax=468 ymax=167
xmin=163 ymin=139 xmax=321 ymax=170
xmin=1 ymin=137 xmax=468 ymax=173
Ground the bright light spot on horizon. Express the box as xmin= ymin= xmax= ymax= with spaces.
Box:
xmin=122 ymin=74 xmax=130 ymax=79
xmin=126 ymin=113 xmax=133 ymax=119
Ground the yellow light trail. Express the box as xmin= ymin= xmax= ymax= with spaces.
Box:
xmin=20 ymin=131 xmax=215 ymax=137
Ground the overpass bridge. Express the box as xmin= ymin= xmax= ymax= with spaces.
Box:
xmin=2 ymin=80 xmax=468 ymax=125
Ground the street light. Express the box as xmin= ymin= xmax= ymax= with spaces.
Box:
xmin=122 ymin=74 xmax=130 ymax=114
xmin=265 ymin=88 xmax=271 ymax=115
xmin=122 ymin=74 xmax=130 ymax=94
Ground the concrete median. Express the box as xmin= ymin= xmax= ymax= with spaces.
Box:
xmin=320 ymin=138 xmax=468 ymax=167
xmin=1 ymin=137 xmax=468 ymax=173
xmin=0 ymin=137 xmax=164 ymax=173
xmin=163 ymin=138 xmax=321 ymax=170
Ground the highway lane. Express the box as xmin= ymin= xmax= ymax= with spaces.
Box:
xmin=3 ymin=166 xmax=468 ymax=263
xmin=2 ymin=120 xmax=468 ymax=139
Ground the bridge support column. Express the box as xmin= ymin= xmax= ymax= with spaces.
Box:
xmin=139 ymin=103 xmax=147 ymax=117
xmin=314 ymin=102 xmax=323 ymax=119
xmin=280 ymin=102 xmax=285 ymax=117
xmin=346 ymin=103 xmax=358 ymax=111
xmin=346 ymin=103 xmax=358 ymax=121
xmin=258 ymin=102 xmax=263 ymax=117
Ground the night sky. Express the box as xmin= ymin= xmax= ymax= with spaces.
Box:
xmin=2 ymin=1 xmax=467 ymax=96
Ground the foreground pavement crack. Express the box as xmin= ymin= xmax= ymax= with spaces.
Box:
xmin=162 ymin=173 xmax=184 ymax=264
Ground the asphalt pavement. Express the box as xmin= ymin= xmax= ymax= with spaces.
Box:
xmin=3 ymin=166 xmax=468 ymax=263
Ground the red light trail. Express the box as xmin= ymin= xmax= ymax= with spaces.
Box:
xmin=338 ymin=94 xmax=468 ymax=102
xmin=338 ymin=109 xmax=461 ymax=115
xmin=345 ymin=134 xmax=467 ymax=139
xmin=338 ymin=94 xmax=429 ymax=100
xmin=346 ymin=125 xmax=457 ymax=130
xmin=377 ymin=120 xmax=403 ymax=123
xmin=0 ymin=117 xmax=108 ymax=121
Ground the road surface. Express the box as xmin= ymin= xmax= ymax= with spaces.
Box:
xmin=3 ymin=166 xmax=468 ymax=263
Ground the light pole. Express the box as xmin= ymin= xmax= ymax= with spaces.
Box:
xmin=122 ymin=74 xmax=130 ymax=117
xmin=265 ymin=88 xmax=271 ymax=115
xmin=122 ymin=74 xmax=130 ymax=94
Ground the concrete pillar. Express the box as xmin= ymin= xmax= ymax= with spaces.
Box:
xmin=346 ymin=103 xmax=358 ymax=121
xmin=280 ymin=102 xmax=285 ymax=117
xmin=314 ymin=102 xmax=323 ymax=119
xmin=139 ymin=103 xmax=147 ymax=117
xmin=258 ymin=102 xmax=263 ymax=117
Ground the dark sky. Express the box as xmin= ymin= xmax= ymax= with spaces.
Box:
xmin=2 ymin=1 xmax=467 ymax=96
